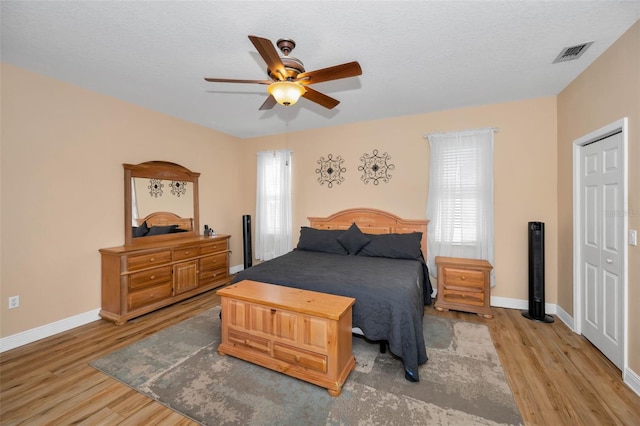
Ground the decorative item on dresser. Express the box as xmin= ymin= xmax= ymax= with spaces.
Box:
xmin=434 ymin=256 xmax=493 ymax=319
xmin=99 ymin=161 xmax=232 ymax=325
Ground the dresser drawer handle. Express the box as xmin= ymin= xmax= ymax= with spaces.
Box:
xmin=185 ymin=251 xmax=190 ymax=255
xmin=295 ymin=355 xmax=301 ymax=362
xmin=149 ymin=257 xmax=155 ymax=262
xmin=150 ymin=275 xmax=155 ymax=280
xmin=460 ymin=276 xmax=466 ymax=280
xmin=213 ymin=260 xmax=217 ymax=263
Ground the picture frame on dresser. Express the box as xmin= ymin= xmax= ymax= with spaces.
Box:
xmin=99 ymin=161 xmax=232 ymax=325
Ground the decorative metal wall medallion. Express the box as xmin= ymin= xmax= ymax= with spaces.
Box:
xmin=358 ymin=149 xmax=395 ymax=185
xmin=316 ymin=154 xmax=346 ymax=188
xmin=170 ymin=180 xmax=187 ymax=197
xmin=148 ymin=179 xmax=164 ymax=197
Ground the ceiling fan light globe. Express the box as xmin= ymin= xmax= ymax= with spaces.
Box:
xmin=268 ymin=81 xmax=305 ymax=106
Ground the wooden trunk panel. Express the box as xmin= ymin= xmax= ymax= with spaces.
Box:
xmin=217 ymin=280 xmax=355 ymax=396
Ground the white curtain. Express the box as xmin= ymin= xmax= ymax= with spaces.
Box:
xmin=426 ymin=129 xmax=495 ymax=285
xmin=255 ymin=150 xmax=292 ymax=261
xmin=131 ymin=179 xmax=139 ymax=226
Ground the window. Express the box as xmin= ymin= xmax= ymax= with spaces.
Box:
xmin=426 ymin=129 xmax=495 ymax=284
xmin=255 ymin=150 xmax=292 ymax=261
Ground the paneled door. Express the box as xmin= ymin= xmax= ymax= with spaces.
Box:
xmin=579 ymin=131 xmax=624 ymax=369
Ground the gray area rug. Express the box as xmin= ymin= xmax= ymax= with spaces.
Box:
xmin=91 ymin=306 xmax=522 ymax=425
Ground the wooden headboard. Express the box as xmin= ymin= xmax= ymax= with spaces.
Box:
xmin=308 ymin=208 xmax=429 ymax=256
xmin=137 ymin=211 xmax=194 ymax=231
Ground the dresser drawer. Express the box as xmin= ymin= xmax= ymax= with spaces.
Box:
xmin=128 ymin=282 xmax=173 ymax=311
xmin=173 ymin=245 xmax=200 ymax=261
xmin=127 ymin=250 xmax=171 ymax=271
xmin=129 ymin=266 xmax=172 ymax=290
xmin=200 ymin=252 xmax=227 ymax=272
xmin=273 ymin=342 xmax=327 ymax=374
xmin=442 ymin=288 xmax=484 ymax=306
xmin=201 ymin=240 xmax=228 ymax=255
xmin=442 ymin=267 xmax=485 ymax=290
xmin=199 ymin=269 xmax=228 ymax=287
xmin=228 ymin=329 xmax=271 ymax=355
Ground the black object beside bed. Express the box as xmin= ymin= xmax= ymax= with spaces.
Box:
xmin=231 ymin=209 xmax=432 ymax=382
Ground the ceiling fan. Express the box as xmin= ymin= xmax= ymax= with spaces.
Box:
xmin=204 ymin=35 xmax=362 ymax=110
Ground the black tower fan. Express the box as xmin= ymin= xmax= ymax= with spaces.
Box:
xmin=242 ymin=215 xmax=253 ymax=270
xmin=522 ymin=221 xmax=554 ymax=323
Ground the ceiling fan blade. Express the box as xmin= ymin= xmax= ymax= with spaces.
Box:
xmin=259 ymin=95 xmax=278 ymax=110
xmin=248 ymin=35 xmax=288 ymax=81
xmin=204 ymin=77 xmax=271 ymax=84
xmin=297 ymin=61 xmax=362 ymax=85
xmin=302 ymin=86 xmax=340 ymax=109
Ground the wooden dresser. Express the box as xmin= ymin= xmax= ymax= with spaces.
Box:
xmin=99 ymin=235 xmax=231 ymax=325
xmin=434 ymin=256 xmax=493 ymax=319
xmin=217 ymin=280 xmax=356 ymax=396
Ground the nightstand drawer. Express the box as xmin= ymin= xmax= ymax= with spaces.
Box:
xmin=442 ymin=267 xmax=485 ymax=290
xmin=442 ymin=288 xmax=484 ymax=306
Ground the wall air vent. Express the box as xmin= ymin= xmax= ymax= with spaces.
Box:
xmin=552 ymin=42 xmax=594 ymax=64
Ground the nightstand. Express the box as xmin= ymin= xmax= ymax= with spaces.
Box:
xmin=434 ymin=256 xmax=493 ymax=319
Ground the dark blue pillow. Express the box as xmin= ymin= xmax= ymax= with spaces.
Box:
xmin=132 ymin=221 xmax=149 ymax=238
xmin=146 ymin=225 xmax=179 ymax=236
xmin=296 ymin=227 xmax=348 ymax=255
xmin=337 ymin=223 xmax=371 ymax=255
xmin=358 ymin=232 xmax=423 ymax=259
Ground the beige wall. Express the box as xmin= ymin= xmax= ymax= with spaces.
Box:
xmin=0 ymin=63 xmax=246 ymax=337
xmin=240 ymin=96 xmax=559 ymax=303
xmin=557 ymin=22 xmax=640 ymax=373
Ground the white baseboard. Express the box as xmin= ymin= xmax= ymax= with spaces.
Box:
xmin=229 ymin=264 xmax=243 ymax=274
xmin=554 ymin=304 xmax=575 ymax=331
xmin=1 ymin=266 xmax=247 ymax=353
xmin=491 ymin=296 xmax=579 ymax=332
xmin=0 ymin=308 xmax=101 ymax=353
xmin=624 ymin=366 xmax=640 ymax=397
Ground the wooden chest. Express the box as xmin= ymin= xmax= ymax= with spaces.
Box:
xmin=217 ymin=280 xmax=356 ymax=396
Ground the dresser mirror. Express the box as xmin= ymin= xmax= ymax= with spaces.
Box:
xmin=124 ymin=161 xmax=200 ymax=246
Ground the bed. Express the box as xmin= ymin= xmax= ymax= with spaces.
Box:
xmin=232 ymin=208 xmax=432 ymax=382
xmin=132 ymin=211 xmax=193 ymax=237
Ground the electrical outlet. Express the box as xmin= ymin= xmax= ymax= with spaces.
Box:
xmin=8 ymin=296 xmax=20 ymax=309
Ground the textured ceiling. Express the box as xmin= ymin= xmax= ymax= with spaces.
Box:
xmin=2 ymin=1 xmax=639 ymax=139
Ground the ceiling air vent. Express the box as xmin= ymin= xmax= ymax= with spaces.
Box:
xmin=553 ymin=42 xmax=594 ymax=64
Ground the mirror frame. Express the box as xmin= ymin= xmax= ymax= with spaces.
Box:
xmin=124 ymin=161 xmax=200 ymax=246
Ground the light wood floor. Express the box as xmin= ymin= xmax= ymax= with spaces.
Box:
xmin=1 ymin=291 xmax=639 ymax=425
